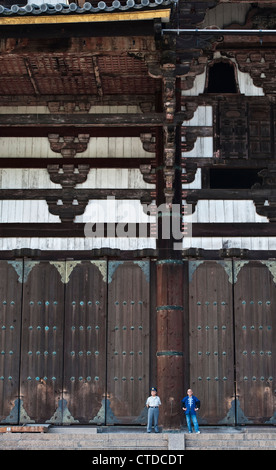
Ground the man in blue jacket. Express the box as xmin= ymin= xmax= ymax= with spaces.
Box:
xmin=181 ymin=389 xmax=201 ymax=433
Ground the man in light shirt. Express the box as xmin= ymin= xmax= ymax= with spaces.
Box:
xmin=146 ymin=387 xmax=161 ymax=433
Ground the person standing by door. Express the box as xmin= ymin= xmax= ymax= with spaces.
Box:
xmin=146 ymin=387 xmax=161 ymax=433
xmin=181 ymin=388 xmax=201 ymax=433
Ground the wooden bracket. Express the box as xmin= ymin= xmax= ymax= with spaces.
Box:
xmin=48 ymin=133 xmax=90 ymax=157
xmin=252 ymin=164 xmax=276 ymax=222
xmin=47 ymin=164 xmax=90 ymax=189
xmin=46 ymin=163 xmax=90 ymax=222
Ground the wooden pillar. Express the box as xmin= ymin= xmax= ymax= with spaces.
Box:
xmin=155 ymin=57 xmax=186 ymax=427
xmin=156 ymin=259 xmax=185 ymax=429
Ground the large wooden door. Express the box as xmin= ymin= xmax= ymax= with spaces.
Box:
xmin=63 ymin=260 xmax=107 ymax=425
xmin=0 ymin=261 xmax=22 ymax=424
xmin=188 ymin=259 xmax=276 ymax=426
xmin=188 ymin=261 xmax=235 ymax=425
xmin=107 ymin=261 xmax=150 ymax=424
xmin=0 ymin=258 xmax=152 ymax=425
xmin=19 ymin=261 xmax=65 ymax=424
xmin=234 ymin=261 xmax=276 ymax=424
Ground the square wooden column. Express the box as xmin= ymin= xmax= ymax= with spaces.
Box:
xmin=156 ymin=259 xmax=185 ymax=429
xmin=155 ymin=63 xmax=186 ymax=428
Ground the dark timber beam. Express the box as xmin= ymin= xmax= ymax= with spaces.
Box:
xmin=0 ymin=113 xmax=165 ymax=128
xmin=0 ymin=127 xmax=154 ymax=138
xmin=0 ymin=223 xmax=275 ymax=238
xmin=1 ymin=248 xmax=276 ymax=261
xmin=0 ymin=113 xmax=188 ymax=128
xmin=0 ymin=188 xmax=275 ymax=201
xmin=0 ymin=94 xmax=156 ymax=107
xmin=184 ymin=188 xmax=276 ymax=201
xmin=0 ymin=188 xmax=154 ymax=200
xmin=0 ymin=158 xmax=152 ymax=169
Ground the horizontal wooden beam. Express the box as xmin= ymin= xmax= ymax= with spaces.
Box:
xmin=0 ymin=223 xmax=274 ymax=238
xmin=184 ymin=188 xmax=276 ymax=200
xmin=0 ymin=126 xmax=155 ymax=138
xmin=181 ymin=126 xmax=213 ymax=137
xmin=0 ymin=94 xmax=156 ymax=107
xmin=0 ymin=247 xmax=158 ymax=259
xmin=0 ymin=157 xmax=153 ymax=169
xmin=0 ymin=113 xmax=163 ymax=128
xmin=0 ymin=188 xmax=154 ymax=200
xmin=1 ymin=247 xmax=276 ymax=260
xmin=0 ymin=188 xmax=274 ymax=201
xmin=0 ymin=113 xmax=186 ymax=128
xmin=192 ymin=223 xmax=274 ymax=237
xmin=0 ymin=155 xmax=270 ymax=170
xmin=0 ymin=223 xmax=151 ymax=238
xmin=0 ymin=188 xmax=273 ymax=202
xmin=182 ymin=158 xmax=274 ymax=169
xmin=181 ymin=94 xmax=269 ymax=105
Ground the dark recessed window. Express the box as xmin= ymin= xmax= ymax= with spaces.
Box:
xmin=206 ymin=62 xmax=238 ymax=94
xmin=209 ymin=169 xmax=262 ymax=189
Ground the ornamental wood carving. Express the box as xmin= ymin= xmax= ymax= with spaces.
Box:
xmin=47 ymin=101 xmax=92 ymax=113
xmin=140 ymin=133 xmax=156 ymax=153
xmin=140 ymin=164 xmax=156 ymax=185
xmin=47 ymin=164 xmax=90 ymax=188
xmin=175 ymin=1 xmax=217 ymax=29
xmin=181 ymin=161 xmax=197 ymax=184
xmin=46 ymin=193 xmax=89 ymax=223
xmin=233 ymin=50 xmax=276 ymax=97
xmin=252 ymin=164 xmax=276 ymax=222
xmin=223 ymin=8 xmax=276 ymax=99
xmin=48 ymin=134 xmax=90 ymax=158
xmin=46 ymin=164 xmax=90 ymax=222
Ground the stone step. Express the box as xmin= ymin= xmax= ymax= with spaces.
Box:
xmin=0 ymin=428 xmax=275 ymax=451
xmin=185 ymin=432 xmax=276 ymax=450
xmin=0 ymin=432 xmax=169 ymax=450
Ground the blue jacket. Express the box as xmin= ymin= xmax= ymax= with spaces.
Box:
xmin=181 ymin=395 xmax=200 ymax=415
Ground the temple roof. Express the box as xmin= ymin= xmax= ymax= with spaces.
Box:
xmin=0 ymin=0 xmax=176 ymax=17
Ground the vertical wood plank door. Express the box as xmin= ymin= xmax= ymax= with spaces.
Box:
xmin=0 ymin=261 xmax=22 ymax=424
xmin=63 ymin=261 xmax=107 ymax=425
xmin=188 ymin=261 xmax=235 ymax=425
xmin=234 ymin=261 xmax=276 ymax=425
xmin=19 ymin=261 xmax=65 ymax=424
xmin=107 ymin=261 xmax=150 ymax=425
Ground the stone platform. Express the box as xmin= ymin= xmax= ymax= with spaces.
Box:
xmin=0 ymin=425 xmax=275 ymax=451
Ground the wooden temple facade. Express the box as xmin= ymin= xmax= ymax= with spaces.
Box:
xmin=0 ymin=0 xmax=275 ymax=428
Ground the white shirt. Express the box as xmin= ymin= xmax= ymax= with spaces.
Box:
xmin=146 ymin=396 xmax=161 ymax=407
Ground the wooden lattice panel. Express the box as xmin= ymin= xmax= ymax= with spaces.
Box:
xmin=0 ymin=52 xmax=157 ymax=96
xmin=0 ymin=56 xmax=27 ymax=76
xmin=102 ymin=75 xmax=160 ymax=95
xmin=97 ymin=55 xmax=149 ymax=75
xmin=36 ymin=75 xmax=98 ymax=95
xmin=0 ymin=77 xmax=35 ymax=95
